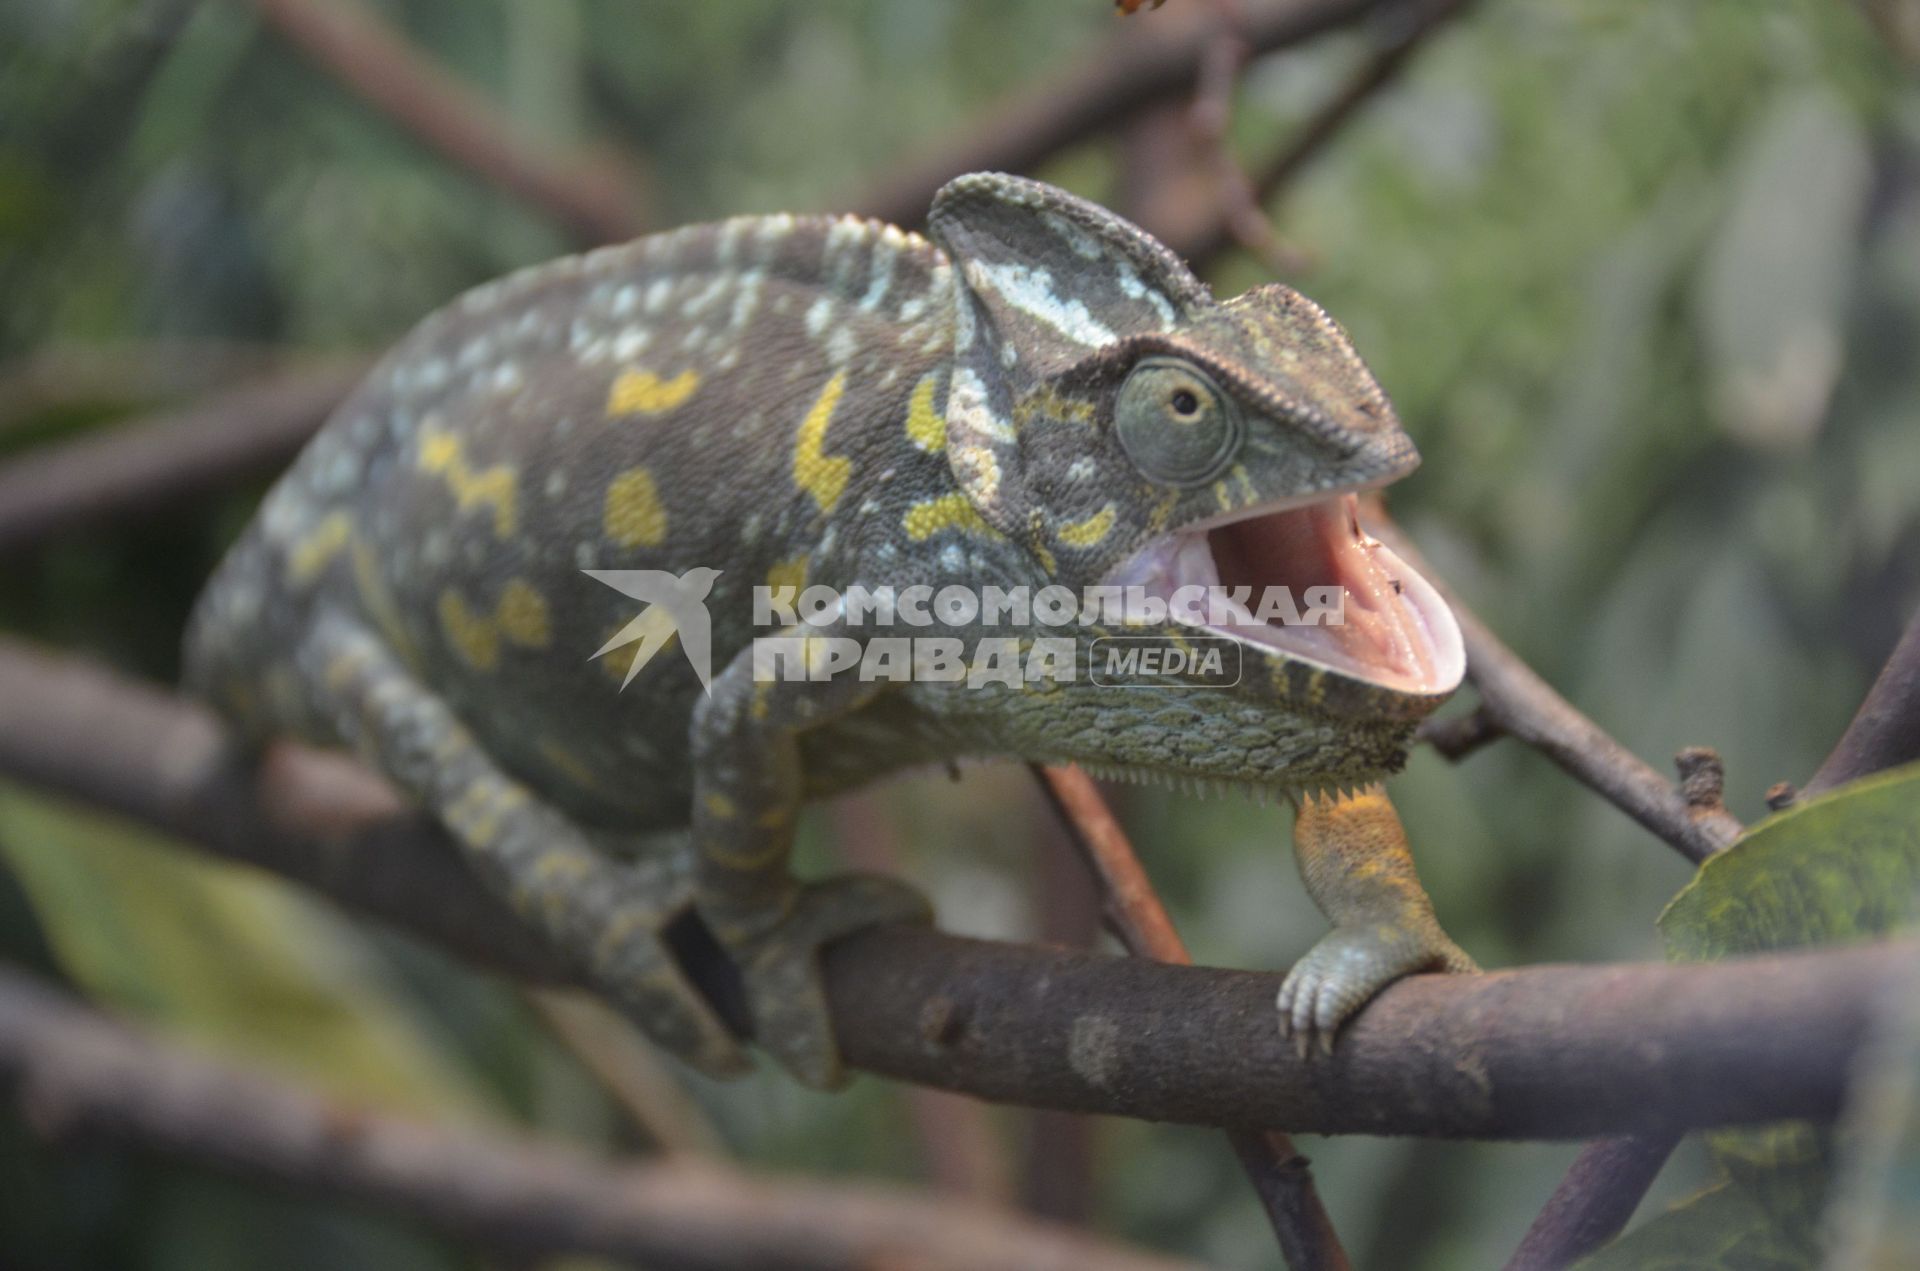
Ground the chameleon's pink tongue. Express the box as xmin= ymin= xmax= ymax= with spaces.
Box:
xmin=1111 ymin=493 xmax=1463 ymax=694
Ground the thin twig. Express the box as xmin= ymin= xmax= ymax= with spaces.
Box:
xmin=1035 ymin=765 xmax=1351 ymax=1271
xmin=239 ymin=0 xmax=645 ymax=245
xmin=1186 ymin=0 xmax=1308 ymax=274
xmin=1806 ymin=607 xmax=1920 ymax=797
xmin=0 ymin=640 xmax=1897 ymax=1139
xmin=0 ymin=967 xmax=1193 ymax=1271
xmin=1369 ymin=513 xmax=1743 ymax=862
xmin=854 ymin=0 xmax=1400 ymax=229
xmin=1169 ymin=0 xmax=1476 ymax=265
xmin=0 ymin=362 xmax=366 ymax=557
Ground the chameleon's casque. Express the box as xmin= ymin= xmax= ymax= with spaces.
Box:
xmin=186 ymin=173 xmax=1472 ymax=1086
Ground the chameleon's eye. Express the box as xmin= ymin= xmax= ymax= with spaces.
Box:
xmin=1113 ymin=357 xmax=1242 ymax=487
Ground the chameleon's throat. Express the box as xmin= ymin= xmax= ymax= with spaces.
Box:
xmin=1102 ymin=493 xmax=1464 ymax=696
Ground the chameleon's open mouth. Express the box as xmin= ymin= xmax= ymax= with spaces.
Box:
xmin=1103 ymin=493 xmax=1464 ymax=696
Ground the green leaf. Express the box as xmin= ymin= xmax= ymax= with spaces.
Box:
xmin=1659 ymin=760 xmax=1920 ymax=958
xmin=0 ymin=784 xmax=494 ymax=1122
xmin=1580 ymin=762 xmax=1920 ymax=1267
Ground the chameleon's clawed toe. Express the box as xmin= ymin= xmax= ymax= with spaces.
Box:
xmin=728 ymin=874 xmax=934 ymax=1089
xmin=1276 ymin=925 xmax=1478 ymax=1059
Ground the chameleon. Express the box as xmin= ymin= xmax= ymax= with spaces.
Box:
xmin=185 ymin=172 xmax=1474 ymax=1088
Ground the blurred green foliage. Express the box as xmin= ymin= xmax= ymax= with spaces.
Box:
xmin=1 ymin=1 xmax=1916 ymax=1268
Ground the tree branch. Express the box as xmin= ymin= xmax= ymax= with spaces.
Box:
xmin=0 ymin=638 xmax=1902 ymax=1141
xmin=1507 ymin=604 xmax=1920 ymax=1268
xmin=0 ymin=362 xmax=367 ymax=557
xmin=1037 ymin=765 xmax=1350 ymax=1271
xmin=853 ymin=0 xmax=1399 ymax=229
xmin=0 ymin=967 xmax=1193 ymax=1271
xmin=1372 ymin=514 xmax=1743 ymax=863
xmin=239 ymin=0 xmax=646 ymax=245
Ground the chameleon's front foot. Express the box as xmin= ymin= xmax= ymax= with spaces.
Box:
xmin=1276 ymin=916 xmax=1476 ymax=1056
xmin=718 ymin=874 xmax=933 ymax=1089
xmin=1280 ymin=783 xmax=1478 ymax=1057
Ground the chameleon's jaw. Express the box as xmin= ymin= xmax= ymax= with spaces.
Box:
xmin=1103 ymin=493 xmax=1464 ymax=697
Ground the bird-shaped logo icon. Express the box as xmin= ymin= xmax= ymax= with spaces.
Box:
xmin=583 ymin=567 xmax=722 ymax=693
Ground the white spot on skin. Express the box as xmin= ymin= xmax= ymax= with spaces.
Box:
xmin=948 ymin=367 xmax=1013 ymax=443
xmin=970 ymin=262 xmax=1117 ymax=346
xmin=859 ymin=230 xmax=900 ymax=312
xmin=544 ymin=471 xmax=568 ymax=499
xmin=728 ymin=269 xmax=765 ymax=332
xmin=826 ymin=326 xmax=857 ymax=365
xmin=612 ymin=285 xmax=638 ymax=316
xmin=614 ymin=327 xmax=651 ymax=361
xmin=1116 ymin=259 xmax=1177 ymax=330
xmin=682 ymin=274 xmax=729 ymax=316
xmin=805 ymin=297 xmax=835 ymax=338
xmin=1067 ymin=457 xmax=1098 ymax=482
xmin=644 ymin=279 xmax=673 ymax=314
xmin=1041 ymin=211 xmax=1103 ymax=261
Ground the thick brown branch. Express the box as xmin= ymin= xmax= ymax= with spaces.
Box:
xmin=1037 ymin=765 xmax=1350 ymax=1271
xmin=853 ymin=0 xmax=1397 ymax=229
xmin=240 ymin=0 xmax=645 ymax=245
xmin=0 ymin=968 xmax=1193 ymax=1271
xmin=0 ymin=639 xmax=1896 ymax=1139
xmin=0 ymin=363 xmax=366 ymax=557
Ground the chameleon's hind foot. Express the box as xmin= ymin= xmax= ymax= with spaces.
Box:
xmin=1276 ymin=923 xmax=1476 ymax=1058
xmin=725 ymin=874 xmax=933 ymax=1089
xmin=584 ymin=881 xmax=753 ymax=1079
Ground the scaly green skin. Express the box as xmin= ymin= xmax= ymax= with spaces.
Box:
xmin=185 ymin=173 xmax=1472 ymax=1087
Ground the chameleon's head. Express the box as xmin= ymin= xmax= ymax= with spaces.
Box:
xmin=928 ymin=173 xmax=1463 ymax=735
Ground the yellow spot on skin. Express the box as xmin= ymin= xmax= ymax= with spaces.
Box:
xmin=1147 ymin=491 xmax=1179 ymax=535
xmin=903 ymin=492 xmax=988 ymax=541
xmin=766 ymin=554 xmax=809 ymax=594
xmin=438 ymin=590 xmax=499 ymax=671
xmin=537 ymin=739 xmax=604 ymax=794
xmin=497 ymin=579 xmax=551 ymax=648
xmin=1212 ymin=481 xmax=1233 ymax=513
xmin=607 ymin=368 xmax=701 ymax=416
xmin=604 ymin=467 xmax=668 ymax=547
xmin=704 ymin=792 xmax=737 ymax=820
xmin=793 ymin=371 xmax=851 ymax=514
xmin=1057 ymin=503 xmax=1118 ymax=548
xmin=287 ymin=512 xmax=352 ymax=585
xmin=417 ymin=426 xmax=518 ymax=537
xmin=905 ymin=373 xmax=945 ymax=453
xmin=1013 ymin=384 xmax=1094 ymax=430
xmin=351 ymin=539 xmax=421 ymax=671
